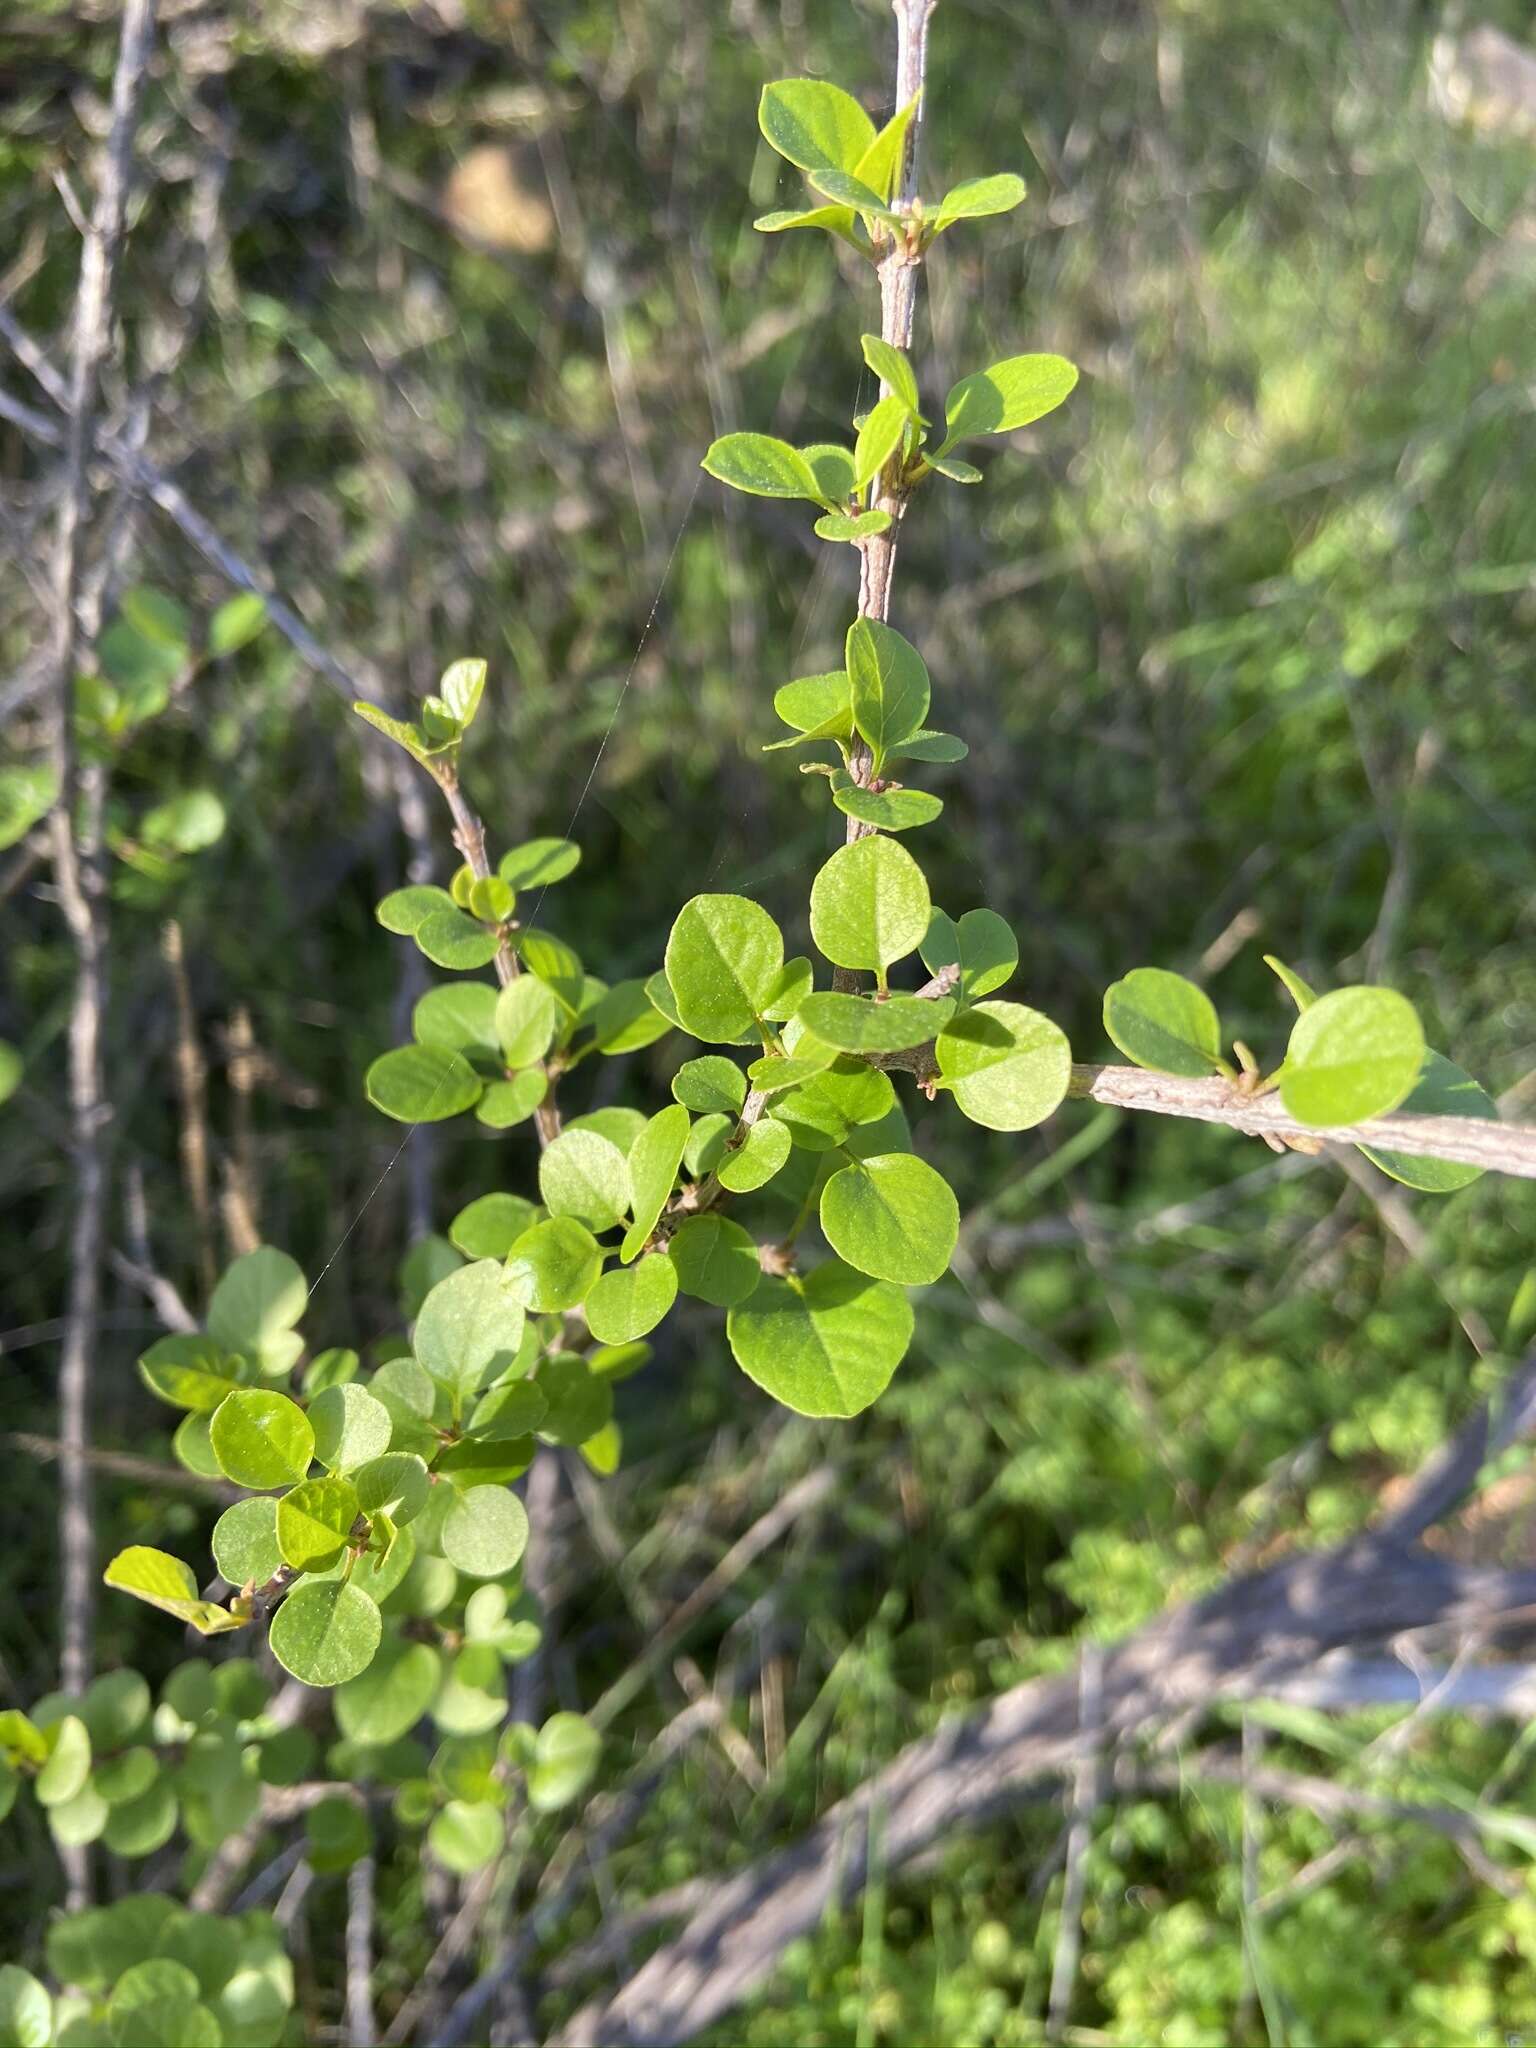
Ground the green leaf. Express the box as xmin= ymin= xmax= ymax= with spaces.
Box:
xmin=672 ymin=1057 xmax=747 ymax=1117
xmin=701 ymin=434 xmax=828 ymax=505
xmin=309 ymin=1383 xmax=392 ymax=1471
xmin=716 ymin=1116 xmax=793 ymax=1193
xmin=451 ymin=1193 xmax=539 ymax=1261
xmin=584 ymin=1255 xmax=679 ymax=1344
xmin=773 ymin=671 xmax=853 ymax=740
xmin=413 ymin=982 xmax=500 ymax=1056
xmin=428 ymin=1799 xmax=502 ymax=1874
xmin=524 ymin=1712 xmax=601 ymax=1812
xmin=932 ymin=172 xmax=1027 ymax=234
xmin=209 ymin=1389 xmax=314 ymax=1488
xmin=747 ymin=1044 xmax=839 ymax=1096
xmin=441 ymin=1485 xmax=530 ymax=1578
xmin=102 ymin=1549 xmax=246 ymax=1635
xmin=852 ymin=395 xmax=909 ymax=491
xmin=101 ymin=1776 xmax=177 ymax=1857
xmin=1103 ymin=967 xmax=1226 ymax=1077
xmin=415 ymin=1261 xmax=530 ymax=1410
xmin=367 ymin=1044 xmax=483 ymax=1123
xmin=208 ymin=1247 xmax=306 ymax=1360
xmin=80 ymin=1670 xmax=150 ymax=1751
xmin=727 ymin=1263 xmax=913 ymax=1416
xmin=668 ymin=1214 xmax=761 ymax=1307
xmin=505 ymin=1217 xmax=602 ymax=1313
xmin=806 ymin=166 xmax=900 ymax=220
xmin=809 ymin=835 xmax=931 ymax=973
xmin=93 ymin=1744 xmax=157 ymax=1806
xmin=942 ymin=353 xmax=1078 ymax=445
xmin=0 ymin=1713 xmax=45 ymax=1769
xmin=758 ymin=78 xmax=876 ymax=174
xmin=269 ymin=1581 xmax=382 ymax=1686
xmin=137 ymin=1333 xmax=239 ymax=1413
xmin=353 ymin=700 xmax=430 ymax=762
xmin=1356 ymin=1050 xmax=1494 ymax=1192
xmin=48 ymin=1779 xmax=110 ymax=1849
xmin=0 ymin=1040 xmax=19 ymax=1108
xmin=765 ymin=957 xmax=814 ymax=1020
xmin=336 ymin=1639 xmax=442 ymax=1746
xmin=830 ymin=778 xmax=943 ymax=831
xmin=476 ymin=1070 xmax=547 ymax=1129
xmin=538 ymin=1129 xmax=632 ymax=1233
xmin=468 ymin=1376 xmax=546 ymax=1444
xmin=36 ymin=1716 xmax=91 ymax=1806
xmin=468 ymin=875 xmax=514 ymax=923
xmin=683 ymin=1113 xmax=733 ymax=1177
xmin=207 ymin=591 xmax=267 ymax=656
xmin=173 ymin=1412 xmax=224 ymax=1480
xmin=305 ymin=1793 xmax=371 ymax=1874
xmin=753 ymin=203 xmax=859 ymax=241
xmin=439 ymin=658 xmax=487 ymax=728
xmin=814 ymin=509 xmax=893 ymax=544
xmin=354 ymin=1452 xmax=432 ymax=1525
xmin=589 ymin=979 xmax=670 ymax=1054
xmin=415 ymin=908 xmax=501 ymax=971
xmin=276 ymin=1476 xmax=361 ymax=1572
xmin=796 ymin=991 xmax=951 ymax=1053
xmin=1280 ymin=986 xmax=1427 ymax=1127
xmin=1264 ymin=953 xmax=1318 ymax=1013
xmin=306 ymin=1346 xmax=359 ymax=1396
xmin=861 ymin=334 xmax=921 ymax=416
xmin=937 ymin=1000 xmax=1072 ymax=1131
xmin=847 ymin=619 xmax=929 ymax=769
xmin=567 ymin=1106 xmax=649 ymax=1152
xmin=536 ymin=1353 xmax=613 ymax=1445
xmin=891 ymin=728 xmax=968 ymax=762
xmin=621 ymin=1103 xmax=692 ymax=1262
xmin=773 ymin=1051 xmax=894 ymax=1151
xmin=211 ymin=1498 xmax=282 ymax=1587
xmin=853 ymin=94 xmax=917 ymax=200
xmin=0 ymin=764 xmax=57 ymax=852
xmin=920 ymin=907 xmax=1017 ymax=1000
xmin=141 ymin=789 xmax=226 ymax=854
xmin=820 ymin=1153 xmax=958 ymax=1285
xmin=925 ymin=454 xmax=983 ymax=484
xmin=518 ymin=928 xmax=585 ymax=1013
xmin=122 ymin=585 xmax=191 ymax=650
xmin=377 ymin=884 xmax=454 ymax=934
xmin=665 ymin=894 xmax=785 ymax=1042
xmin=803 ymin=443 xmax=857 ymax=504
xmin=498 ymin=837 xmax=581 ymax=890
xmin=490 ymin=979 xmax=555 ymax=1069
xmin=0 ymin=1968 xmax=51 ymax=2048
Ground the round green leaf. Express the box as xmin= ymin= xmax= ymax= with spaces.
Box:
xmin=1103 ymin=967 xmax=1225 ymax=1077
xmin=412 ymin=982 xmax=499 ymax=1055
xmin=367 ymin=1044 xmax=482 ymax=1124
xmin=535 ymin=1354 xmax=614 ymax=1446
xmin=773 ymin=1055 xmax=895 ymax=1152
xmin=137 ymin=1333 xmax=239 ymax=1413
xmin=830 ymin=783 xmax=943 ymax=832
xmin=353 ymin=1452 xmax=432 ymax=1526
xmin=716 ymin=1115 xmax=793 ymax=1194
xmin=524 ymin=1712 xmax=602 ymax=1813
xmin=269 ymin=1581 xmax=382 ymax=1687
xmin=310 ymin=1383 xmax=393 ymax=1472
xmin=758 ymin=77 xmax=876 ymax=174
xmin=683 ymin=1113 xmax=733 ymax=1178
xmin=276 ymin=1477 xmax=361 ymax=1571
xmin=415 ymin=1260 xmax=530 ymax=1409
xmin=209 ymin=1389 xmax=314 ymax=1489
xmin=538 ymin=1128 xmax=632 ymax=1233
xmin=665 ymin=894 xmax=785 ymax=1042
xmin=667 ymin=1214 xmax=761 ymax=1307
xmin=809 ymin=836 xmax=930 ymax=973
xmin=505 ymin=1218 xmax=602 ymax=1313
xmin=846 ymin=618 xmax=929 ymax=763
xmin=1357 ymin=1050 xmax=1494 ymax=1193
xmin=727 ymin=1263 xmax=913 ymax=1417
xmin=49 ymin=1780 xmax=110 ymax=1847
xmin=566 ymin=1106 xmax=649 ymax=1152
xmin=377 ymin=885 xmax=454 ymax=935
xmin=414 ymin=908 xmax=501 ymax=970
xmin=36 ymin=1717 xmax=91 ymax=1807
xmin=305 ymin=1793 xmax=371 ymax=1874
xmin=336 ymin=1638 xmax=442 ymax=1746
xmin=1280 ymin=985 xmax=1426 ymax=1127
xmin=208 ymin=590 xmax=268 ymax=657
xmin=450 ymin=1193 xmax=539 ymax=1261
xmin=101 ymin=1775 xmax=178 ymax=1858
xmin=207 ymin=1246 xmax=306 ymax=1358
xmin=441 ymin=1486 xmax=530 ymax=1579
xmin=305 ymin=1346 xmax=360 ymax=1396
xmin=80 ymin=1669 xmax=150 ymax=1750
xmin=796 ymin=991 xmax=951 ymax=1054
xmin=943 ymin=352 xmax=1078 ymax=441
xmin=498 ymin=837 xmax=580 ymax=890
xmin=589 ymin=979 xmax=670 ymax=1054
xmin=427 ymin=1798 xmax=502 ymax=1874
xmin=94 ymin=1746 xmax=158 ymax=1806
xmin=933 ymin=172 xmax=1027 ymax=232
xmin=920 ymin=907 xmax=1018 ymax=1001
xmin=671 ymin=1057 xmax=747 ymax=1117
xmin=820 ymin=1152 xmax=959 ymax=1286
xmin=583 ymin=1255 xmax=679 ymax=1344
xmin=476 ymin=1069 xmax=547 ymax=1129
xmin=701 ymin=433 xmax=826 ymax=505
xmin=211 ymin=1497 xmax=282 ymax=1587
xmin=0 ymin=1967 xmax=51 ymax=2048
xmin=494 ymin=976 xmax=559 ymax=1068
xmin=936 ymin=1000 xmax=1071 ymax=1132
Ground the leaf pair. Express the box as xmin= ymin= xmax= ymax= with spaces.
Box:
xmin=354 ymin=657 xmax=487 ymax=765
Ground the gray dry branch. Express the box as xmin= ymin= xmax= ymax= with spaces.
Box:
xmin=554 ymin=1350 xmax=1536 ymax=2045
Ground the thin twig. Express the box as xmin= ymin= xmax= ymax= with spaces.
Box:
xmin=1046 ymin=1645 xmax=1102 ymax=2040
xmin=346 ymin=1854 xmax=379 ymax=2048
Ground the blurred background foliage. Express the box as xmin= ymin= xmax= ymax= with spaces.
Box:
xmin=6 ymin=0 xmax=1536 ymax=2041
